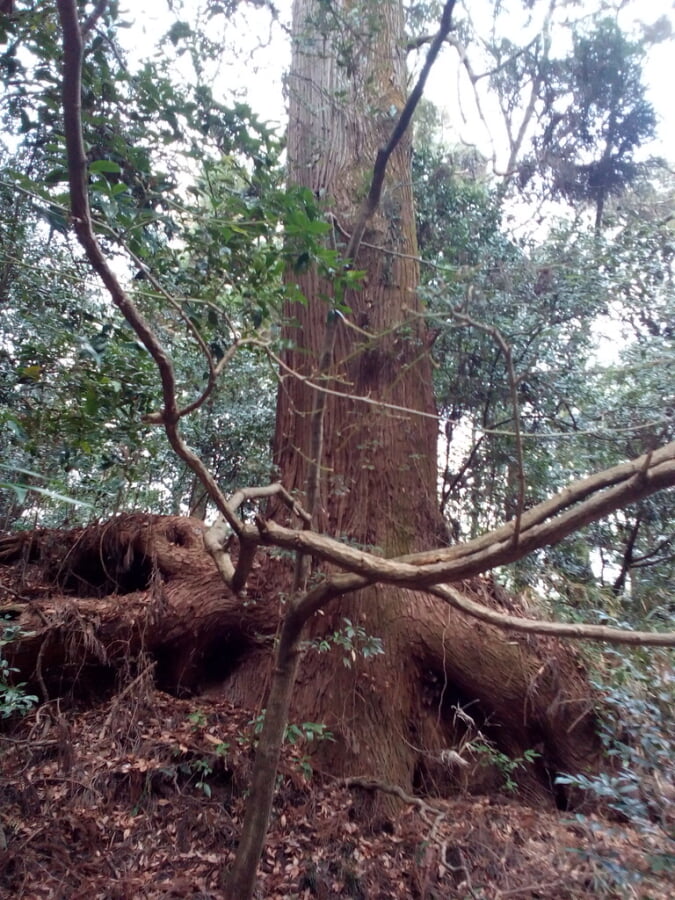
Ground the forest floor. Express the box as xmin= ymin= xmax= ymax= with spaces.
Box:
xmin=1 ymin=680 xmax=672 ymax=900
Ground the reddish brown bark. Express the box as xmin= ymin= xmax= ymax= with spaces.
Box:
xmin=261 ymin=0 xmax=601 ymax=810
xmin=0 ymin=516 xmax=275 ymax=699
xmin=1 ymin=514 xmax=600 ymax=819
xmin=1 ymin=515 xmax=598 ymax=806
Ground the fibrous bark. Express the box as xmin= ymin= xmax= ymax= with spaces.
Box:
xmin=0 ymin=514 xmax=599 ymax=807
xmin=0 ymin=516 xmax=273 ymax=699
xmin=259 ymin=0 xmax=602 ymax=811
xmin=16 ymin=4 xmax=669 ymax=898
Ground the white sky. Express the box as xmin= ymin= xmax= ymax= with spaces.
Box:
xmin=424 ymin=0 xmax=675 ymax=168
xmin=120 ymin=0 xmax=675 ymax=165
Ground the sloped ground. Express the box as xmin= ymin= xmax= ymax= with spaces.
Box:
xmin=1 ymin=676 xmax=671 ymax=899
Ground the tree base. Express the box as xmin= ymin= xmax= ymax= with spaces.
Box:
xmin=1 ymin=514 xmax=601 ymax=808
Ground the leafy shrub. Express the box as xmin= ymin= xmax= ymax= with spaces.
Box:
xmin=0 ymin=623 xmax=38 ymax=719
xmin=557 ymin=648 xmax=675 ymax=889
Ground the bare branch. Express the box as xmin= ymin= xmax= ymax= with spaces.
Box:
xmin=284 ymin=541 xmax=675 ymax=647
xmin=204 ymin=485 xmax=311 ymax=591
xmin=256 ymin=442 xmax=675 ymax=646
xmin=344 ymin=776 xmax=445 ymax=820
xmin=203 ymin=517 xmax=236 ymax=585
xmin=406 ymin=34 xmax=435 ymax=53
xmin=55 ymin=0 xmax=242 ymax=535
xmin=407 ymin=443 xmax=675 ymax=569
xmin=428 ymin=583 xmax=674 ymax=647
xmin=82 ymin=0 xmax=107 ymax=36
xmin=346 ymin=0 xmax=457 ymax=261
xmin=289 ymin=560 xmax=675 ymax=648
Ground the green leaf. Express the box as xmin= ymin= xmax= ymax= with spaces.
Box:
xmin=89 ymin=159 xmax=122 ymax=175
xmin=0 ymin=482 xmax=27 ymax=504
xmin=44 ymin=167 xmax=69 ymax=185
xmin=19 ymin=486 xmax=92 ymax=508
xmin=84 ymin=386 xmax=99 ymax=416
xmin=167 ymin=21 xmax=192 ymax=46
xmin=4 ymin=418 xmax=27 ymax=442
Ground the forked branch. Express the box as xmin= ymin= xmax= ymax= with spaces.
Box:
xmin=204 ymin=485 xmax=311 ymax=592
xmin=55 ymin=0 xmax=243 ymax=535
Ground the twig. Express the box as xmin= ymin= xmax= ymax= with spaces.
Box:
xmin=82 ymin=0 xmax=107 ymax=36
xmin=265 ymin=342 xmax=440 ymax=421
xmin=450 ymin=309 xmax=525 ymax=546
xmin=346 ymin=0 xmax=458 ymax=261
xmin=98 ymin=661 xmax=156 ymax=741
xmin=344 ymin=775 xmax=445 ymax=822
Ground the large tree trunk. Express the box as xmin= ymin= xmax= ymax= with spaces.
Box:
xmin=275 ymin=0 xmax=441 ymax=551
xmin=232 ymin=0 xmax=600 ymax=809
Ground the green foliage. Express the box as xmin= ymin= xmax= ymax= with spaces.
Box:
xmin=556 ymin=648 xmax=675 ymax=891
xmin=243 ymin=712 xmax=333 ymax=746
xmin=0 ymin=0 xmax=373 ymax=528
xmin=532 ymin=18 xmax=656 ymax=219
xmin=0 ymin=178 xmax=174 ymax=526
xmin=472 ymin=740 xmax=540 ymax=794
xmin=191 ymin=757 xmax=216 ymax=798
xmin=0 ymin=11 xmax=288 ymax=525
xmin=187 ymin=709 xmax=208 ymax=730
xmin=170 ymin=745 xmax=230 ymax=800
xmin=558 ymin=649 xmax=674 ymax=824
xmin=235 ymin=710 xmax=333 ymax=778
xmin=0 ymin=3 xmax=671 ymax=629
xmin=0 ymin=623 xmax=38 ymax=719
xmin=307 ymin=617 xmax=385 ymax=668
xmin=412 ymin=128 xmax=673 ymax=606
xmin=175 ymin=709 xmax=231 ymax=798
xmin=284 ymin=721 xmax=334 ymax=746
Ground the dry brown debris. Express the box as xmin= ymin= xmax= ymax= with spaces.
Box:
xmin=1 ymin=685 xmax=672 ymax=899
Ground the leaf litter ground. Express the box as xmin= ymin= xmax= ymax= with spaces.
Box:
xmin=1 ymin=683 xmax=672 ymax=899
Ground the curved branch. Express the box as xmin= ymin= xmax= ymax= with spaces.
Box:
xmin=118 ymin=246 xmax=218 ymax=419
xmin=82 ymin=0 xmax=107 ymax=36
xmin=428 ymin=583 xmax=673 ymax=647
xmin=55 ymin=0 xmax=243 ymax=535
xmin=346 ymin=0 xmax=457 ymax=260
xmin=204 ymin=485 xmax=311 ymax=592
xmin=288 ymin=560 xmax=675 ymax=648
xmin=258 ymin=442 xmax=675 ymax=645
xmin=56 ymin=0 xmax=177 ymax=420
